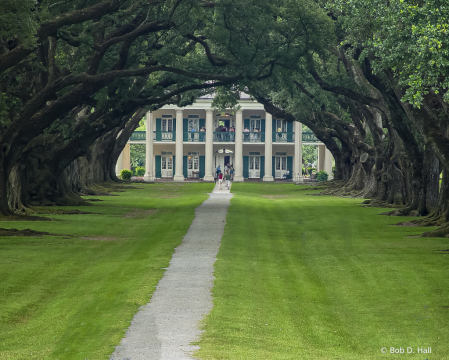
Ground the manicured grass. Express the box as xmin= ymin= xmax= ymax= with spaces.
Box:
xmin=196 ymin=183 xmax=449 ymax=360
xmin=0 ymin=183 xmax=214 ymax=359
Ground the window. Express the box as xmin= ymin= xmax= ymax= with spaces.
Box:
xmin=276 ymin=119 xmax=287 ymax=132
xmin=162 ymin=116 xmax=173 ymax=131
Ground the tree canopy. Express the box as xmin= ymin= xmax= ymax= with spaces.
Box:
xmin=1 ymin=0 xmax=449 ymax=236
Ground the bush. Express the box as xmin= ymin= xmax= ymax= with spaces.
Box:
xmin=316 ymin=170 xmax=328 ymax=182
xmin=120 ymin=169 xmax=133 ymax=180
xmin=135 ymin=166 xmax=145 ymax=176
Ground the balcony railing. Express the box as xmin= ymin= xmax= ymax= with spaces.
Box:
xmin=129 ymin=131 xmax=146 ymax=141
xmin=153 ymin=131 xmax=175 ymax=141
xmin=131 ymin=130 xmax=320 ymax=143
xmin=302 ymin=131 xmax=320 ymax=143
xmin=243 ymin=132 xmax=265 ymax=142
xmin=273 ymin=132 xmax=295 ymax=143
xmin=183 ymin=132 xmax=206 ymax=142
xmin=213 ymin=132 xmax=236 ymax=142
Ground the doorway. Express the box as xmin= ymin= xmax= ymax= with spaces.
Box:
xmin=275 ymin=156 xmax=288 ymax=178
xmin=188 ymin=156 xmax=199 ymax=178
xmin=161 ymin=155 xmax=173 ymax=178
xmin=214 ymin=154 xmax=233 ymax=172
xmin=249 ymin=156 xmax=260 ymax=178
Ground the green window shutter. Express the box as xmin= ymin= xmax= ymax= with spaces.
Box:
xmin=261 ymin=119 xmax=265 ymax=142
xmin=199 ymin=156 xmax=205 ymax=178
xmin=199 ymin=119 xmax=206 ymax=142
xmin=156 ymin=118 xmax=162 ymax=141
xmin=155 ymin=156 xmax=161 ymax=178
xmin=173 ymin=156 xmax=176 ymax=178
xmin=183 ymin=156 xmax=188 ymax=178
xmin=287 ymin=156 xmax=293 ymax=179
xmin=243 ymin=156 xmax=249 ymax=179
xmin=260 ymin=156 xmax=265 ymax=179
xmin=244 ymin=119 xmax=250 ymax=130
xmin=272 ymin=118 xmax=276 ymax=133
xmin=272 ymin=156 xmax=275 ymax=178
xmin=287 ymin=122 xmax=293 ymax=142
xmin=183 ymin=119 xmax=188 ymax=141
xmin=172 ymin=120 xmax=176 ymax=141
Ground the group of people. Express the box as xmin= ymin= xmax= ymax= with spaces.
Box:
xmin=215 ymin=164 xmax=233 ymax=190
xmin=243 ymin=127 xmax=261 ymax=141
xmin=215 ymin=125 xmax=235 ymax=132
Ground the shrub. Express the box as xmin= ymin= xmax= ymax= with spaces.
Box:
xmin=120 ymin=169 xmax=133 ymax=180
xmin=135 ymin=166 xmax=145 ymax=176
xmin=316 ymin=170 xmax=328 ymax=182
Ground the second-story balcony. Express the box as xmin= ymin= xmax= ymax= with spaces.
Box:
xmin=132 ymin=130 xmax=320 ymax=143
xmin=243 ymin=132 xmax=265 ymax=142
xmin=129 ymin=131 xmax=146 ymax=141
xmin=213 ymin=132 xmax=236 ymax=142
xmin=273 ymin=132 xmax=295 ymax=143
xmin=154 ymin=131 xmax=176 ymax=141
xmin=302 ymin=131 xmax=320 ymax=143
xmin=183 ymin=132 xmax=206 ymax=142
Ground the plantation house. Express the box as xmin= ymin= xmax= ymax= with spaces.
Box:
xmin=116 ymin=95 xmax=333 ymax=182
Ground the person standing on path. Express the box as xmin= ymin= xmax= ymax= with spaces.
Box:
xmin=224 ymin=171 xmax=231 ymax=190
xmin=218 ymin=172 xmax=223 ymax=190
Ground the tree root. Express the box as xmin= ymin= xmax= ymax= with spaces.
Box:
xmin=0 ymin=228 xmax=55 ymax=236
xmin=379 ymin=209 xmax=420 ymax=217
xmin=409 ymin=212 xmax=445 ymax=227
xmin=0 ymin=214 xmax=53 ymax=221
xmin=421 ymin=223 xmax=449 ymax=237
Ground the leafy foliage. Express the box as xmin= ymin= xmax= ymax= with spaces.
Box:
xmin=332 ymin=0 xmax=449 ymax=106
xmin=316 ymin=170 xmax=329 ymax=182
xmin=135 ymin=166 xmax=145 ymax=177
xmin=120 ymin=169 xmax=132 ymax=180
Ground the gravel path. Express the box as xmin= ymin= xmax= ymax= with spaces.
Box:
xmin=111 ymin=183 xmax=232 ymax=360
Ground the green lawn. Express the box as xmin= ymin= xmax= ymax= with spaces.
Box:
xmin=0 ymin=183 xmax=213 ymax=359
xmin=1 ymin=182 xmax=448 ymax=359
xmin=196 ymin=183 xmax=449 ymax=360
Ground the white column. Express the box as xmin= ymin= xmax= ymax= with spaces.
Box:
xmin=115 ymin=149 xmax=124 ymax=176
xmin=144 ymin=111 xmax=154 ymax=182
xmin=318 ymin=144 xmax=326 ymax=172
xmin=174 ymin=108 xmax=184 ymax=181
xmin=263 ymin=112 xmax=274 ymax=181
xmin=234 ymin=110 xmax=244 ymax=182
xmin=325 ymin=147 xmax=334 ymax=180
xmin=122 ymin=143 xmax=131 ymax=171
xmin=203 ymin=109 xmax=214 ymax=181
xmin=293 ymin=121 xmax=303 ymax=183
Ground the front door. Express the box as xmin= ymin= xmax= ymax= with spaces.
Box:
xmin=275 ymin=156 xmax=287 ymax=178
xmin=188 ymin=156 xmax=199 ymax=178
xmin=249 ymin=156 xmax=260 ymax=178
xmin=161 ymin=155 xmax=173 ymax=178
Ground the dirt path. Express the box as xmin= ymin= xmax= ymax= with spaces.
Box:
xmin=111 ymin=183 xmax=232 ymax=359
